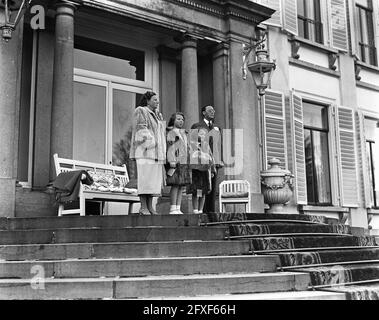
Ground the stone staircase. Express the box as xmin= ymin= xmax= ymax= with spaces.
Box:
xmin=1 ymin=212 xmax=377 ymax=299
xmin=207 ymin=212 xmax=379 ymax=300
xmin=0 ymin=213 xmax=340 ymax=300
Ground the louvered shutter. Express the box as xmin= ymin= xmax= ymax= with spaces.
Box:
xmin=335 ymin=106 xmax=359 ymax=207
xmin=285 ymin=97 xmax=294 ymax=174
xmin=256 ymin=0 xmax=283 ymax=27
xmin=329 ymin=0 xmax=348 ymax=51
xmin=355 ymin=111 xmax=371 ymax=208
xmin=290 ymin=91 xmax=307 ymax=204
xmin=282 ymin=0 xmax=298 ymax=35
xmin=263 ymin=90 xmax=287 ymax=170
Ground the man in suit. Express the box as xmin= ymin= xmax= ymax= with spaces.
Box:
xmin=190 ymin=105 xmax=223 ymax=213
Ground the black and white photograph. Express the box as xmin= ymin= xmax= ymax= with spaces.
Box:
xmin=0 ymin=0 xmax=379 ymax=306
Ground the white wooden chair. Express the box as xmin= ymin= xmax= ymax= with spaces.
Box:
xmin=219 ymin=180 xmax=251 ymax=213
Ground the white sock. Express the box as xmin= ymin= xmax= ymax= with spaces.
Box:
xmin=193 ymin=209 xmax=199 ymax=214
xmin=176 ymin=205 xmax=183 ymax=214
xmin=169 ymin=205 xmax=177 ymax=214
xmin=198 ymin=210 xmax=203 ymax=214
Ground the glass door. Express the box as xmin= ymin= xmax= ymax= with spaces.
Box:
xmin=73 ymin=78 xmax=147 ymax=167
xmin=73 ymin=77 xmax=149 ymax=214
xmin=73 ymin=76 xmax=108 ymax=163
xmin=110 ymin=84 xmax=145 ymax=181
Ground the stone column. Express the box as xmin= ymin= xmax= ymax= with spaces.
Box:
xmin=50 ymin=1 xmax=77 ymax=179
xmin=212 ymin=43 xmax=230 ymax=208
xmin=0 ymin=14 xmax=23 ymax=217
xmin=156 ymin=45 xmax=179 ymax=119
xmin=180 ymin=34 xmax=199 ymax=128
xmin=212 ymin=42 xmax=230 ymax=129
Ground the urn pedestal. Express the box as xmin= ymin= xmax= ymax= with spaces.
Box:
xmin=261 ymin=158 xmax=294 ymax=214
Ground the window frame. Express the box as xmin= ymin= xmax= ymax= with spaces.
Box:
xmin=297 ymin=0 xmax=324 ymax=44
xmin=303 ymin=101 xmax=333 ymax=205
xmin=366 ymin=139 xmax=378 ymax=207
xmin=73 ymin=30 xmax=160 ymax=165
xmin=18 ymin=29 xmax=38 ymax=187
xmin=293 ymin=90 xmax=340 ymax=207
xmin=363 ymin=115 xmax=379 ymax=209
xmin=355 ymin=0 xmax=378 ymax=66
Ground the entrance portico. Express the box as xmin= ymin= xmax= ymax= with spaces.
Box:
xmin=1 ymin=0 xmax=274 ymax=217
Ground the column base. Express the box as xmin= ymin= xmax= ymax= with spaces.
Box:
xmin=0 ymin=178 xmax=16 ymax=217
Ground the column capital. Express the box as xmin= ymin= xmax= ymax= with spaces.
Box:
xmin=175 ymin=33 xmax=198 ymax=49
xmin=54 ymin=0 xmax=81 ymax=15
xmin=212 ymin=42 xmax=230 ymax=60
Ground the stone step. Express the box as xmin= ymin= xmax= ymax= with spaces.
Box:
xmin=0 ymin=272 xmax=310 ymax=299
xmin=322 ymin=283 xmax=379 ymax=300
xmin=0 ymin=226 xmax=227 ymax=245
xmin=0 ymin=215 xmax=201 ymax=231
xmin=0 ymin=255 xmax=279 ymax=279
xmin=251 ymin=235 xmax=378 ymax=251
xmin=228 ymin=223 xmax=350 ymax=237
xmin=147 ymin=290 xmax=346 ymax=300
xmin=292 ymin=262 xmax=379 ymax=286
xmin=207 ymin=213 xmax=339 ymax=224
xmin=269 ymin=247 xmax=379 ymax=267
xmin=0 ymin=240 xmax=252 ymax=261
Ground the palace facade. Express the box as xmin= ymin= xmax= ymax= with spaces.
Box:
xmin=1 ymin=0 xmax=378 ymax=233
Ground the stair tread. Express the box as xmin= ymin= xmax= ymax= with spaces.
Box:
xmin=0 ymin=240 xmax=244 ymax=246
xmin=323 ymin=283 xmax=379 ymax=292
xmin=144 ymin=290 xmax=346 ymax=300
xmin=1 ymin=214 xmax=201 ymax=230
xmin=0 ymin=271 xmax=309 ymax=283
xmin=0 ymin=226 xmax=226 ymax=231
xmin=0 ymin=255 xmax=275 ymax=264
xmin=293 ymin=262 xmax=379 ymax=271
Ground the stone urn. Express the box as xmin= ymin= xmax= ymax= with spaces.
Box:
xmin=261 ymin=158 xmax=294 ymax=214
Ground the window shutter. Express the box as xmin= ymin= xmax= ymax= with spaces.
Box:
xmin=329 ymin=0 xmax=348 ymax=51
xmin=263 ymin=90 xmax=287 ymax=170
xmin=290 ymin=91 xmax=307 ymax=204
xmin=256 ymin=0 xmax=283 ymax=27
xmin=335 ymin=106 xmax=359 ymax=207
xmin=282 ymin=0 xmax=298 ymax=35
xmin=285 ymin=97 xmax=294 ymax=174
xmin=355 ymin=111 xmax=371 ymax=208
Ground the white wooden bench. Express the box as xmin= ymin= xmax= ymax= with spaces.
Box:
xmin=53 ymin=153 xmax=140 ymax=216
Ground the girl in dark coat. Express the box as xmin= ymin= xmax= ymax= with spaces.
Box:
xmin=166 ymin=112 xmax=192 ymax=214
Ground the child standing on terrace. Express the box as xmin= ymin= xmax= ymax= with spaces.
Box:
xmin=166 ymin=112 xmax=192 ymax=214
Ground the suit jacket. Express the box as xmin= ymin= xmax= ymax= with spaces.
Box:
xmin=130 ymin=106 xmax=166 ymax=162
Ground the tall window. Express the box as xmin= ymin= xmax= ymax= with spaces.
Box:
xmin=17 ymin=25 xmax=35 ymax=185
xmin=303 ymin=102 xmax=332 ymax=205
xmin=73 ymin=37 xmax=149 ymax=180
xmin=356 ymin=0 xmax=377 ymax=66
xmin=297 ymin=0 xmax=323 ymax=44
xmin=365 ymin=118 xmax=379 ymax=208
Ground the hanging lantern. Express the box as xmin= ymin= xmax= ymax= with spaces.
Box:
xmin=0 ymin=0 xmax=32 ymax=41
